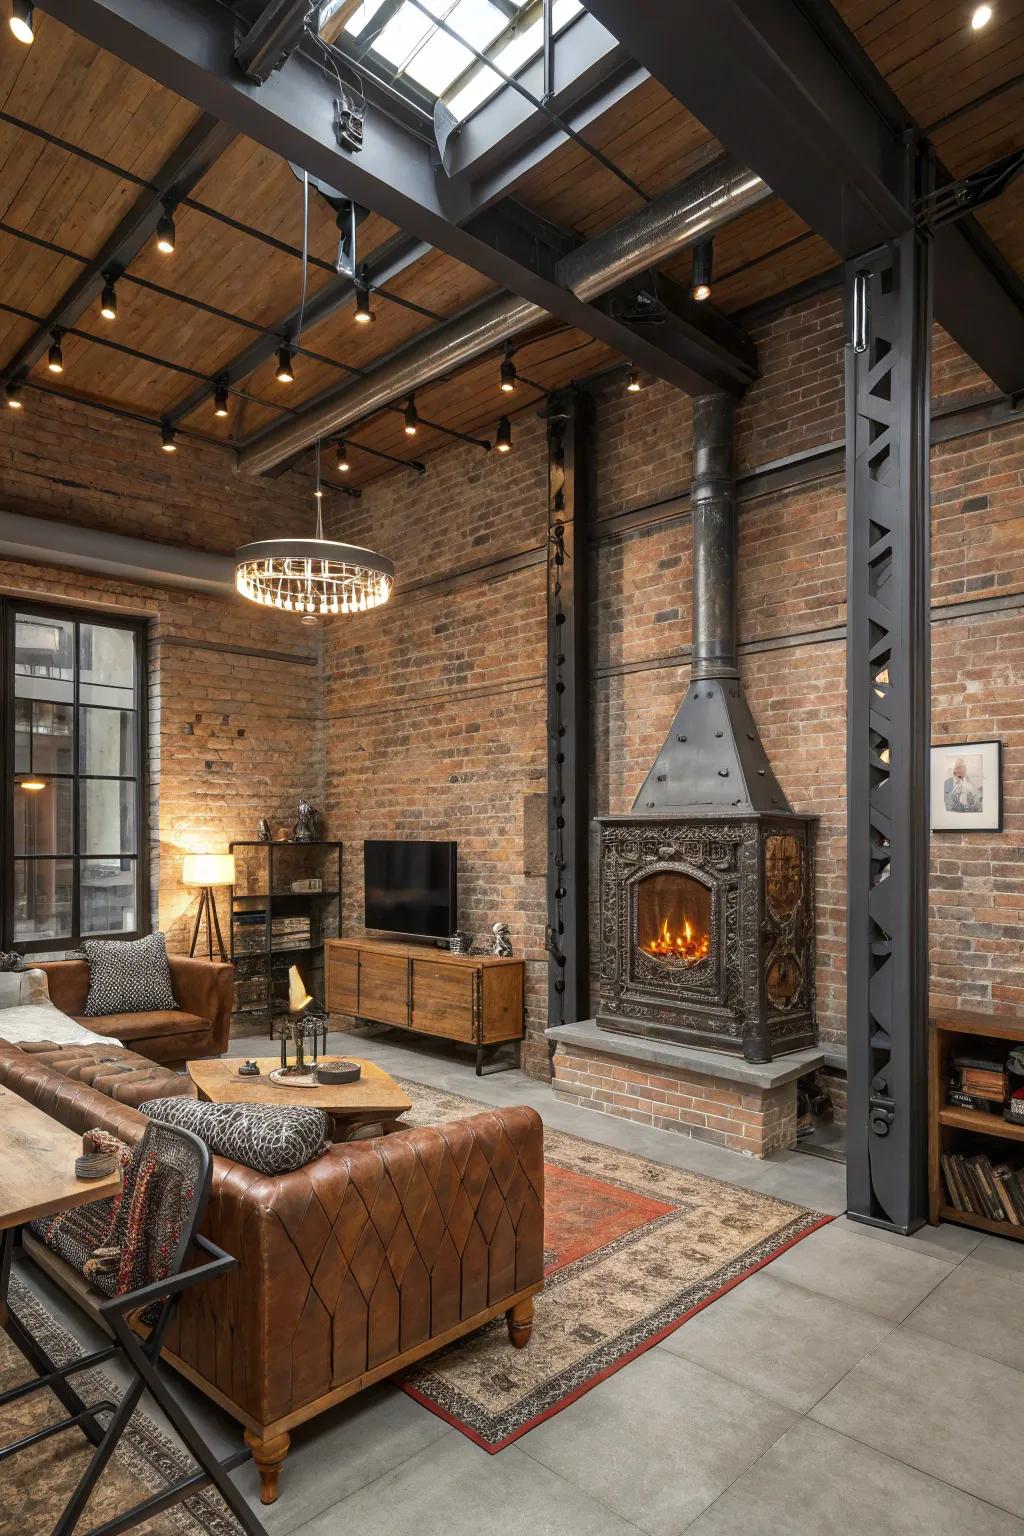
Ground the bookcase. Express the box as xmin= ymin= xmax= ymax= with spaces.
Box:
xmin=929 ymin=1006 xmax=1024 ymax=1243
xmin=229 ymin=841 xmax=342 ymax=1031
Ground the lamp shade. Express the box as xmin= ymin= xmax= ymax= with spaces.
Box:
xmin=182 ymin=853 xmax=235 ymax=888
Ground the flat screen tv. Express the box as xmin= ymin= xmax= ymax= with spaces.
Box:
xmin=363 ymin=839 xmax=457 ymax=940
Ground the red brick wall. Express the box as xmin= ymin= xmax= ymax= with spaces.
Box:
xmin=0 ymin=391 xmax=324 ymax=954
xmin=325 ymin=287 xmax=1024 ymax=1072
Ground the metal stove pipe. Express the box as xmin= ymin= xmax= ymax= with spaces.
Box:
xmin=690 ymin=392 xmax=738 ymax=681
xmin=237 ymin=156 xmax=769 ymax=476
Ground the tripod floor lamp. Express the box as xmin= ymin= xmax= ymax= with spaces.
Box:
xmin=183 ymin=853 xmax=234 ymax=962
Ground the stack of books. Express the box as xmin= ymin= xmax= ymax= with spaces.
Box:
xmin=271 ymin=915 xmax=311 ymax=951
xmin=941 ymin=1147 xmax=1024 ymax=1225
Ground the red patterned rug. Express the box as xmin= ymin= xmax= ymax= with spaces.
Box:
xmin=396 ymin=1080 xmax=830 ymax=1451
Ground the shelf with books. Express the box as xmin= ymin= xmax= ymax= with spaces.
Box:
xmin=228 ymin=841 xmax=342 ymax=1030
xmin=929 ymin=1005 xmax=1024 ymax=1244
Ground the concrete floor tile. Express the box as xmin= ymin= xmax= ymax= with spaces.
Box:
xmin=812 ymin=1330 xmax=1024 ymax=1517
xmin=833 ymin=1212 xmax=985 ymax=1262
xmin=518 ymin=1346 xmax=795 ymax=1536
xmin=903 ymin=1258 xmax=1024 ymax=1371
xmin=684 ymin=1419 xmax=1024 ymax=1535
xmin=763 ymin=1216 xmax=954 ymax=1319
xmin=290 ymin=1432 xmax=642 ymax=1536
xmin=232 ymin=1385 xmax=453 ymax=1535
xmin=658 ymin=1270 xmax=892 ymax=1411
xmin=968 ymin=1233 xmax=1024 ymax=1277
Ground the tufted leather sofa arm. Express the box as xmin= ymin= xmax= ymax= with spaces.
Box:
xmin=0 ymin=1048 xmax=544 ymax=1452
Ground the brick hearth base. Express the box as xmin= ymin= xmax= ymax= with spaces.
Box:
xmin=546 ymin=1022 xmax=824 ymax=1158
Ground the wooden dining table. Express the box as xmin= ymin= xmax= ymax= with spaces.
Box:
xmin=0 ymin=1083 xmax=121 ymax=1455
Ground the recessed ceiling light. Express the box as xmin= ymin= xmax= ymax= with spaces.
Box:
xmin=971 ymin=4 xmax=993 ymax=26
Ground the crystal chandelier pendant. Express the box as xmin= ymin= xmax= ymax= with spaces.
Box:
xmin=234 ymin=439 xmax=394 ymax=617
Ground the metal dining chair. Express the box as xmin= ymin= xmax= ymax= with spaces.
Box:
xmin=0 ymin=1119 xmax=268 ymax=1536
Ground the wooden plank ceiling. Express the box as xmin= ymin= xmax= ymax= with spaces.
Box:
xmin=0 ymin=4 xmax=1020 ymax=495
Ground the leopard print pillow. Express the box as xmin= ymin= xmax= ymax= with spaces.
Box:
xmin=139 ymin=1096 xmax=331 ymax=1175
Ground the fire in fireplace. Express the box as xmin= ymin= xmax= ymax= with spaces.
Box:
xmin=637 ymin=873 xmax=711 ymax=965
xmin=595 ymin=393 xmax=816 ymax=1063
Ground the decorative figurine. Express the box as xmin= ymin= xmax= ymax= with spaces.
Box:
xmin=449 ymin=930 xmax=471 ymax=954
xmin=238 ymin=1059 xmax=261 ymax=1076
xmin=257 ymin=818 xmax=272 ymax=843
xmin=492 ymin=921 xmax=513 ymax=958
xmin=293 ymin=800 xmax=319 ymax=843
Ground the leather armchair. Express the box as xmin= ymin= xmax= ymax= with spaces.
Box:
xmin=0 ymin=1049 xmax=545 ymax=1503
xmin=38 ymin=954 xmax=233 ymax=1064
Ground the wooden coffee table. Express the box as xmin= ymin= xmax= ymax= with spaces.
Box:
xmin=187 ymin=1057 xmax=412 ymax=1140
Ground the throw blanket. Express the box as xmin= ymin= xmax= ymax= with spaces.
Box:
xmin=0 ymin=1000 xmax=123 ymax=1049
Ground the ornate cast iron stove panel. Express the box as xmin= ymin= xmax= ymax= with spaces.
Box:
xmin=597 ymin=814 xmax=816 ymax=1063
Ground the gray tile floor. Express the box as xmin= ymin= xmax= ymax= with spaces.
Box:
xmin=15 ymin=1026 xmax=1024 ymax=1535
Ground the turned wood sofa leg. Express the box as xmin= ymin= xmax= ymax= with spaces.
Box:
xmin=507 ymin=1297 xmax=534 ymax=1348
xmin=244 ymin=1429 xmax=290 ymax=1504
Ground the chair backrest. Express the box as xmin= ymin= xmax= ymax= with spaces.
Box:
xmin=111 ymin=1120 xmax=212 ymax=1293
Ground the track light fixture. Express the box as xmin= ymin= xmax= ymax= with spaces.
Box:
xmin=47 ymin=330 xmax=64 ymax=374
xmin=213 ymin=379 xmax=230 ymax=417
xmin=9 ymin=0 xmax=33 ymax=44
xmin=626 ymin=366 xmax=641 ymax=393
xmin=495 ymin=415 xmax=512 ymax=453
xmin=354 ymin=278 xmax=374 ymax=324
xmin=276 ymin=344 xmax=295 ymax=383
xmin=500 ymin=342 xmax=517 ymax=393
xmin=5 ymin=380 xmax=23 ymax=409
xmin=160 ymin=421 xmax=177 ymax=453
xmin=404 ymin=396 xmax=418 ymax=436
xmin=100 ymin=272 xmax=117 ymax=321
xmin=335 ymin=440 xmax=350 ymax=472
xmin=691 ymin=239 xmax=713 ymax=303
xmin=156 ymin=203 xmax=176 ymax=254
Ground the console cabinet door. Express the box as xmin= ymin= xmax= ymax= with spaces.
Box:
xmin=358 ymin=951 xmax=409 ymax=1026
xmin=326 ymin=947 xmax=359 ymax=1015
xmin=411 ymin=961 xmax=475 ymax=1041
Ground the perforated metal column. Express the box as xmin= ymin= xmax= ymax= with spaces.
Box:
xmin=845 ymin=229 xmax=932 ymax=1233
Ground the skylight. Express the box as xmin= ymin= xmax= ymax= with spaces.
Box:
xmin=337 ymin=0 xmax=583 ymax=122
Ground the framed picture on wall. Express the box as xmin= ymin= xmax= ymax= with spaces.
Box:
xmin=930 ymin=740 xmax=1002 ymax=832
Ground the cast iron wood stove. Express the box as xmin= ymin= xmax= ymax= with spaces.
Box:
xmin=596 ymin=395 xmax=816 ymax=1063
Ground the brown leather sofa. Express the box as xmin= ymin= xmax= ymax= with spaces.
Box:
xmin=0 ymin=1042 xmax=544 ymax=1503
xmin=38 ymin=954 xmax=233 ymax=1064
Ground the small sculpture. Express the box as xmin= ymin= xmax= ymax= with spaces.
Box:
xmin=449 ymin=930 xmax=471 ymax=954
xmin=293 ymin=801 xmax=319 ymax=843
xmin=257 ymin=818 xmax=272 ymax=843
xmin=238 ymin=1059 xmax=261 ymax=1076
xmin=492 ymin=921 xmax=513 ymax=958
xmin=274 ymin=965 xmax=328 ymax=1074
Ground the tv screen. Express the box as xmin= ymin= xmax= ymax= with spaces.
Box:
xmin=363 ymin=840 xmax=457 ymax=940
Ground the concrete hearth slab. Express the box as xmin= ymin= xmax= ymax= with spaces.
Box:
xmin=546 ymin=1020 xmax=823 ymax=1089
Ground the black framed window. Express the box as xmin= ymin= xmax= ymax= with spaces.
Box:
xmin=2 ymin=601 xmax=148 ymax=952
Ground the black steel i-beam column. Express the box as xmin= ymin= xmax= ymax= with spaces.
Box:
xmin=845 ymin=224 xmax=932 ymax=1234
xmin=546 ymin=389 xmax=593 ymax=1034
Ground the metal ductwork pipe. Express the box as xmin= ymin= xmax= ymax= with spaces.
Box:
xmin=690 ymin=391 xmax=738 ymax=681
xmin=237 ymin=156 xmax=769 ymax=476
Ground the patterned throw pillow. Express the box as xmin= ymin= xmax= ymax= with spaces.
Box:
xmin=83 ymin=933 xmax=178 ymax=1018
xmin=139 ymin=1096 xmax=331 ymax=1175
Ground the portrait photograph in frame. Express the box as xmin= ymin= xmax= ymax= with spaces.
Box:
xmin=930 ymin=740 xmax=1002 ymax=832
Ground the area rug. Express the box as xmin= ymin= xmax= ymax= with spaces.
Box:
xmin=0 ymin=1277 xmax=243 ymax=1536
xmin=396 ymin=1079 xmax=830 ymax=1452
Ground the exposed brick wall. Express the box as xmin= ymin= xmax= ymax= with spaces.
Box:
xmin=551 ymin=1043 xmax=798 ymax=1156
xmin=324 ymin=289 xmax=1024 ymax=1077
xmin=0 ymin=392 xmax=324 ymax=956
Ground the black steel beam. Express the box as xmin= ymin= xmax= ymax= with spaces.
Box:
xmin=41 ymin=0 xmax=753 ymax=400
xmin=2 ymin=113 xmax=235 ymax=382
xmin=545 ymin=388 xmax=592 ymax=1033
xmin=582 ymin=0 xmax=1024 ymax=394
xmin=163 ymin=229 xmax=428 ymax=425
xmin=845 ymin=231 xmax=932 ymax=1234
